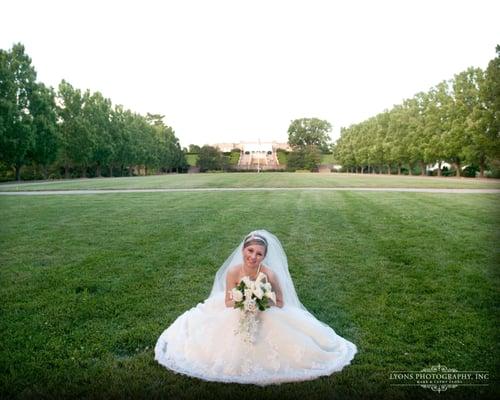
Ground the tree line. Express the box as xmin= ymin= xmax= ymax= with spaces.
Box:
xmin=0 ymin=43 xmax=187 ymax=181
xmin=334 ymin=46 xmax=500 ymax=177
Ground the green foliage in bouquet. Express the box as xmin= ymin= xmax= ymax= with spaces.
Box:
xmin=233 ymin=280 xmax=271 ymax=311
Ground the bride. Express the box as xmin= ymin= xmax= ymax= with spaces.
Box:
xmin=154 ymin=230 xmax=357 ymax=385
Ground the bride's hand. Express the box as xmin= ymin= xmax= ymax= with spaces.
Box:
xmin=271 ymin=297 xmax=283 ymax=308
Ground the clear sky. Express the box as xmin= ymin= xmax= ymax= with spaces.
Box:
xmin=1 ymin=0 xmax=499 ymax=147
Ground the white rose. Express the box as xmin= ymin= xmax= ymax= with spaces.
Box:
xmin=231 ymin=288 xmax=243 ymax=302
xmin=263 ymin=282 xmax=272 ymax=291
xmin=244 ymin=299 xmax=257 ymax=312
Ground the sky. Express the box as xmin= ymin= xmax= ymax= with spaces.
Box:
xmin=1 ymin=0 xmax=499 ymax=148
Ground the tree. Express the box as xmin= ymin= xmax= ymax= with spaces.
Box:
xmin=422 ymin=81 xmax=452 ymax=176
xmin=287 ymin=118 xmax=332 ymax=150
xmin=387 ymin=105 xmax=412 ymax=175
xmin=0 ymin=43 xmax=37 ymax=180
xmin=86 ymin=91 xmax=113 ymax=177
xmin=147 ymin=113 xmax=187 ymax=173
xmin=334 ymin=127 xmax=357 ymax=172
xmin=127 ymin=112 xmax=155 ymax=175
xmin=108 ymin=105 xmax=128 ymax=176
xmin=188 ymin=144 xmax=201 ymax=153
xmin=28 ymin=82 xmax=59 ymax=179
xmin=286 ymin=150 xmax=303 ymax=170
xmin=286 ymin=118 xmax=331 ymax=170
xmin=56 ymin=80 xmax=94 ymax=178
xmin=371 ymin=113 xmax=391 ymax=173
xmin=484 ymin=46 xmax=500 ymax=140
xmin=448 ymin=68 xmax=484 ymax=176
xmin=197 ymin=145 xmax=222 ymax=172
xmin=302 ymin=145 xmax=322 ymax=171
xmin=477 ymin=45 xmax=500 ymax=176
xmin=286 ymin=145 xmax=322 ymax=171
xmin=405 ymin=94 xmax=430 ymax=175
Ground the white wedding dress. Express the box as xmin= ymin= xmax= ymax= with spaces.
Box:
xmin=155 ymin=230 xmax=357 ymax=385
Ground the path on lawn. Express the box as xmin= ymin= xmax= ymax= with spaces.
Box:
xmin=1 ymin=187 xmax=500 ymax=195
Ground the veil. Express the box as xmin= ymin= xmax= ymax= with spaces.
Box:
xmin=209 ymin=229 xmax=306 ymax=310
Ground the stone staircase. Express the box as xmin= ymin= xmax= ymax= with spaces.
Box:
xmin=237 ymin=151 xmax=279 ymax=170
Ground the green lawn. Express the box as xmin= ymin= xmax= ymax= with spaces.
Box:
xmin=1 ymin=172 xmax=499 ymax=191
xmin=1 ymin=190 xmax=498 ymax=399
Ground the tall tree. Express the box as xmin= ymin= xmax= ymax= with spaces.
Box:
xmin=287 ymin=118 xmax=332 ymax=150
xmin=287 ymin=118 xmax=331 ymax=170
xmin=144 ymin=112 xmax=184 ymax=174
xmin=188 ymin=144 xmax=201 ymax=153
xmin=387 ymin=105 xmax=411 ymax=175
xmin=28 ymin=82 xmax=58 ymax=179
xmin=127 ymin=112 xmax=154 ymax=175
xmin=86 ymin=91 xmax=113 ymax=177
xmin=448 ymin=68 xmax=483 ymax=176
xmin=405 ymin=94 xmax=430 ymax=175
xmin=373 ymin=112 xmax=391 ymax=173
xmin=0 ymin=43 xmax=37 ymax=180
xmin=334 ymin=127 xmax=358 ymax=172
xmin=483 ymin=46 xmax=500 ymax=143
xmin=423 ymin=81 xmax=452 ymax=176
xmin=474 ymin=45 xmax=500 ymax=176
xmin=57 ymin=80 xmax=94 ymax=178
xmin=108 ymin=105 xmax=126 ymax=176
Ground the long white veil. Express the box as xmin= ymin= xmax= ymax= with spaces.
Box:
xmin=209 ymin=229 xmax=306 ymax=310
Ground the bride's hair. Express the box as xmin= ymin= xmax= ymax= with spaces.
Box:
xmin=243 ymin=232 xmax=268 ymax=255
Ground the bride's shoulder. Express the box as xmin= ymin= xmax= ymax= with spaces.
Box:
xmin=228 ymin=263 xmax=242 ymax=272
xmin=227 ymin=264 xmax=242 ymax=278
xmin=260 ymin=265 xmax=275 ymax=279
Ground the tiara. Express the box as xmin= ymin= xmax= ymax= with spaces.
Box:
xmin=244 ymin=233 xmax=268 ymax=247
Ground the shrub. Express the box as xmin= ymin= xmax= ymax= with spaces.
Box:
xmin=286 ymin=145 xmax=322 ymax=171
xmin=462 ymin=165 xmax=479 ymax=177
xmin=441 ymin=166 xmax=457 ymax=177
xmin=196 ymin=146 xmax=223 ymax=172
xmin=485 ymin=159 xmax=500 ymax=178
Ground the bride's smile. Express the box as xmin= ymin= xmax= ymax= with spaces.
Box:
xmin=243 ymin=244 xmax=265 ymax=273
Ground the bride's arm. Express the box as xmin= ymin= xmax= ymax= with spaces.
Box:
xmin=225 ymin=268 xmax=237 ymax=308
xmin=266 ymin=270 xmax=283 ymax=308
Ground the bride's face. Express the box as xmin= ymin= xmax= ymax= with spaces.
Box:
xmin=243 ymin=244 xmax=266 ymax=269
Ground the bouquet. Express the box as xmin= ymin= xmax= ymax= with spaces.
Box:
xmin=231 ymin=272 xmax=276 ymax=343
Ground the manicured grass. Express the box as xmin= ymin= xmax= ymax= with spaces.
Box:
xmin=0 ymin=191 xmax=498 ymax=399
xmin=0 ymin=172 xmax=499 ymax=191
